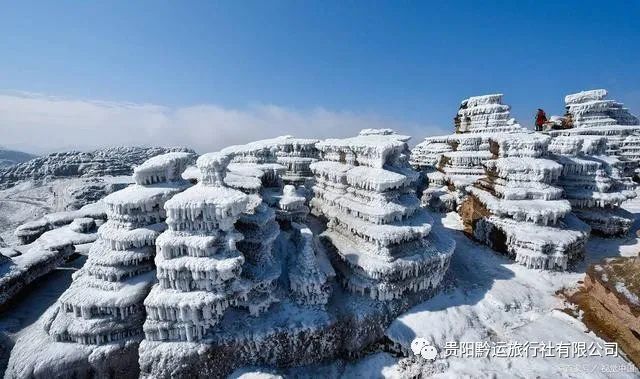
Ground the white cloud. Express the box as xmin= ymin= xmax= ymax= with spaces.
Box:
xmin=0 ymin=91 xmax=448 ymax=154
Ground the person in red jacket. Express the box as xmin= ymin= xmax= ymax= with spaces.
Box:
xmin=535 ymin=108 xmax=548 ymax=131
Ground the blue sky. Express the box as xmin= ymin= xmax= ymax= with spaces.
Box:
xmin=0 ymin=1 xmax=639 ymax=153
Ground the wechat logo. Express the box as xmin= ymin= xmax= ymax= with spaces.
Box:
xmin=410 ymin=337 xmax=438 ymax=361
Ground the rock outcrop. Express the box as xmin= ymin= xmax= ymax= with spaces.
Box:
xmin=411 ymin=94 xmax=525 ymax=211
xmin=550 ymin=136 xmax=636 ymax=235
xmin=460 ymin=133 xmax=590 ymax=270
xmin=548 ymin=89 xmax=640 ymax=179
xmin=137 ymin=132 xmax=454 ymax=378
xmin=311 ymin=130 xmax=454 ymax=300
xmin=569 ymin=256 xmax=640 ymax=367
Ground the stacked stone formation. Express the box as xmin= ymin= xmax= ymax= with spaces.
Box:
xmin=143 ymin=153 xmax=250 ymax=342
xmin=461 ymin=133 xmax=590 ymax=270
xmin=311 ymin=130 xmax=455 ymax=301
xmin=47 ymin=152 xmax=193 ymax=345
xmin=221 ymin=135 xmax=319 ymax=186
xmin=410 ymin=136 xmax=455 ymax=212
xmin=411 ymin=94 xmax=525 ymax=211
xmin=456 ymin=94 xmax=524 ymax=134
xmin=549 ymin=89 xmax=640 ymax=154
xmin=619 ymin=135 xmax=640 ymax=181
xmin=224 ymin=162 xmax=282 ymax=316
xmin=221 ymin=136 xmax=318 ymax=224
xmin=550 ymin=136 xmax=636 ymax=236
xmin=274 ymin=138 xmax=320 ymax=186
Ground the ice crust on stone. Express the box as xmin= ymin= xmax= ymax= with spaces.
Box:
xmin=311 ymin=130 xmax=454 ymax=300
xmin=411 ymin=94 xmax=527 ymax=212
xmin=0 ymin=224 xmax=96 ymax=308
xmin=460 ymin=133 xmax=590 ymax=270
xmin=549 ymin=89 xmax=640 ymax=160
xmin=5 ymin=153 xmax=191 ymax=378
xmin=549 ymin=135 xmax=636 ymax=235
xmin=132 ymin=152 xmax=194 ymax=186
xmin=14 ymin=202 xmax=106 ymax=244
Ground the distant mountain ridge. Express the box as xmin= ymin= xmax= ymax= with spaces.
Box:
xmin=0 ymin=149 xmax=36 ymax=169
xmin=0 ymin=146 xmax=196 ymax=189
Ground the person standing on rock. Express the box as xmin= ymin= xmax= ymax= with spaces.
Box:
xmin=535 ymin=108 xmax=548 ymax=131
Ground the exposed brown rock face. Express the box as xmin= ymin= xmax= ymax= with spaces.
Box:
xmin=459 ymin=195 xmax=490 ymax=236
xmin=570 ymin=257 xmax=640 ymax=367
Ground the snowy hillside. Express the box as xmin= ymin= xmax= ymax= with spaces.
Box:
xmin=0 ymin=146 xmax=195 ymax=189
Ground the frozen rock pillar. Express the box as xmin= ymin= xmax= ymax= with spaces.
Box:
xmin=143 ymin=152 xmax=249 ymax=342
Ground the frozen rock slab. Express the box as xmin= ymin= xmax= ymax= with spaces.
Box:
xmin=14 ymin=202 xmax=106 ymax=244
xmin=0 ymin=225 xmax=96 ymax=307
xmin=132 ymin=152 xmax=195 ymax=186
xmin=460 ymin=194 xmax=590 ymax=270
xmin=315 ymin=134 xmax=409 ymax=169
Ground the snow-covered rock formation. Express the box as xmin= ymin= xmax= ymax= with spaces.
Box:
xmin=0 ymin=146 xmax=195 ymax=189
xmin=14 ymin=202 xmax=106 ymax=244
xmin=311 ymin=130 xmax=454 ymax=300
xmin=288 ymin=222 xmax=332 ymax=306
xmin=221 ymin=135 xmax=319 ymax=186
xmin=4 ymin=152 xmax=191 ymax=378
xmin=137 ymin=132 xmax=454 ymax=378
xmin=411 ymin=94 xmax=525 ymax=211
xmin=550 ymin=136 xmax=636 ymax=235
xmin=620 ymin=135 xmax=640 ymax=181
xmin=460 ymin=133 xmax=590 ymax=270
xmin=0 ymin=220 xmax=98 ymax=308
xmin=142 ymin=152 xmax=249 ymax=343
xmin=548 ymin=89 xmax=639 ymax=160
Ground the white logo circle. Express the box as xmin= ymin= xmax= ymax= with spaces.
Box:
xmin=420 ymin=345 xmax=438 ymax=360
xmin=410 ymin=337 xmax=429 ymax=355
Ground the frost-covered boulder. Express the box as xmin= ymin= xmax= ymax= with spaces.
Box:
xmin=460 ymin=133 xmax=590 ymax=270
xmin=311 ymin=130 xmax=454 ymax=300
xmin=4 ymin=153 xmax=191 ymax=379
xmin=550 ymin=136 xmax=636 ymax=236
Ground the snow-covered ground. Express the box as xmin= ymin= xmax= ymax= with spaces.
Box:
xmin=233 ymin=198 xmax=640 ymax=378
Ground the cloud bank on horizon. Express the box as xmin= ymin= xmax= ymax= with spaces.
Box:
xmin=0 ymin=92 xmax=445 ymax=154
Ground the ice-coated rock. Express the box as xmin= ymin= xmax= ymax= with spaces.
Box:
xmin=4 ymin=153 xmax=191 ymax=378
xmin=411 ymin=93 xmax=526 ymax=211
xmin=14 ymin=202 xmax=106 ymax=244
xmin=137 ymin=133 xmax=454 ymax=378
xmin=550 ymin=136 xmax=636 ymax=235
xmin=142 ymin=152 xmax=249 ymax=343
xmin=460 ymin=133 xmax=590 ymax=270
xmin=549 ymin=89 xmax=640 ymax=159
xmin=311 ymin=129 xmax=454 ymax=300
